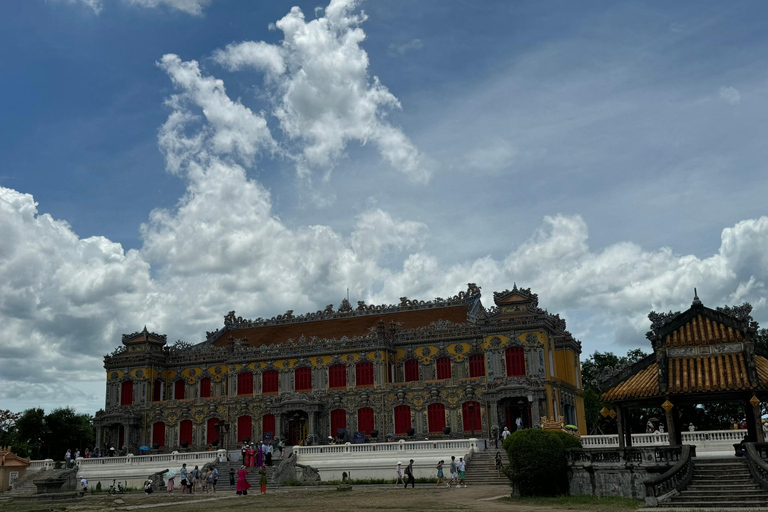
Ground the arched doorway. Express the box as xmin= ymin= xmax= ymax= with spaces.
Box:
xmin=285 ymin=411 xmax=308 ymax=446
xmin=498 ymin=397 xmax=530 ymax=430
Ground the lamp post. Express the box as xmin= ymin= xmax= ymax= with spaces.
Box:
xmin=468 ymin=402 xmax=476 ymax=437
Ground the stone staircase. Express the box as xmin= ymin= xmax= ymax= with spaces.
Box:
xmin=668 ymin=457 xmax=768 ymax=507
xmin=466 ymin=449 xmax=510 ymax=486
xmin=7 ymin=469 xmax=47 ymax=497
xmin=216 ymin=460 xmax=281 ymax=490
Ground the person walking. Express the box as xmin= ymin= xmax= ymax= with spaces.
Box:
xmin=436 ymin=460 xmax=445 ymax=487
xmin=404 ymin=459 xmax=415 ymax=489
xmin=179 ymin=463 xmax=188 ymax=493
xmin=259 ymin=465 xmax=267 ymax=495
xmin=395 ymin=461 xmax=404 ymax=485
xmin=502 ymin=426 xmax=511 ymax=441
xmin=210 ymin=465 xmax=218 ymax=493
xmin=278 ymin=439 xmax=284 ymax=457
xmin=236 ymin=465 xmax=251 ymax=495
xmin=515 ymin=416 xmax=523 ymax=431
xmin=495 ymin=451 xmax=503 ymax=476
xmin=65 ymin=449 xmax=72 ymax=468
xmin=165 ymin=469 xmax=176 ymax=493
xmin=458 ymin=457 xmax=466 ymax=487
xmin=191 ymin=465 xmax=200 ymax=493
xmin=229 ymin=467 xmax=236 ymax=489
xmin=449 ymin=456 xmax=458 ymax=488
xmin=265 ymin=442 xmax=273 ymax=466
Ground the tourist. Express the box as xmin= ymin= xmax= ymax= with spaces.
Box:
xmin=265 ymin=442 xmax=273 ymax=466
xmin=449 ymin=456 xmax=458 ymax=487
xmin=435 ymin=460 xmax=445 ymax=487
xmin=209 ymin=465 xmax=218 ymax=493
xmin=92 ymin=447 xmax=100 ymax=458
xmin=495 ymin=451 xmax=503 ymax=476
xmin=501 ymin=426 xmax=510 ymax=441
xmin=200 ymin=468 xmax=208 ymax=493
xmin=109 ymin=446 xmax=115 ymax=457
xmin=229 ymin=467 xmax=236 ymax=489
xmin=191 ymin=465 xmax=200 ymax=493
xmin=241 ymin=443 xmax=248 ymax=463
xmin=65 ymin=449 xmax=72 ymax=468
xmin=404 ymin=459 xmax=415 ymax=489
xmin=165 ymin=469 xmax=176 ymax=492
xmin=515 ymin=416 xmax=523 ymax=431
xmin=259 ymin=465 xmax=267 ymax=494
xmin=180 ymin=463 xmax=188 ymax=493
xmin=278 ymin=438 xmax=284 ymax=457
xmin=84 ymin=448 xmax=90 ymax=458
xmin=458 ymin=457 xmax=466 ymax=487
xmin=248 ymin=444 xmax=256 ymax=468
xmin=80 ymin=476 xmax=88 ymax=493
xmin=688 ymin=423 xmax=696 ymax=432
xmin=395 ymin=461 xmax=404 ymax=485
xmin=256 ymin=443 xmax=263 ymax=468
xmin=144 ymin=476 xmax=154 ymax=495
xmin=236 ymin=465 xmax=251 ymax=495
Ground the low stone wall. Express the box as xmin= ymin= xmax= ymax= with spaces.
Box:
xmin=293 ymin=438 xmax=483 ymax=481
xmin=582 ymin=430 xmax=745 ymax=457
xmin=567 ymin=446 xmax=687 ymax=499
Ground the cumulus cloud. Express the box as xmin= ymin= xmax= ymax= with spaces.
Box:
xmin=719 ymin=85 xmax=741 ymax=105
xmin=213 ymin=0 xmax=429 ymax=184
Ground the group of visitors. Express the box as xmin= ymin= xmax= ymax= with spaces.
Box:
xmin=395 ymin=455 xmax=469 ymax=489
xmin=240 ymin=441 xmax=277 ymax=467
xmin=163 ymin=463 xmax=218 ymax=493
xmin=236 ymin=464 xmax=268 ymax=495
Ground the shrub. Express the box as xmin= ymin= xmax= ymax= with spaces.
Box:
xmin=551 ymin=430 xmax=582 ymax=450
xmin=505 ymin=429 xmax=568 ymax=496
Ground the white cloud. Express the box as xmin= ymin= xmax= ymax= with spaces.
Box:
xmin=388 ymin=38 xmax=424 ymax=56
xmin=126 ymin=0 xmax=212 ymax=15
xmin=213 ymin=0 xmax=429 ymax=184
xmin=53 ymin=0 xmax=103 ymax=14
xmin=719 ymin=85 xmax=741 ymax=105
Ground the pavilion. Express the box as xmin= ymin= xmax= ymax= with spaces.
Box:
xmin=600 ymin=292 xmax=768 ymax=448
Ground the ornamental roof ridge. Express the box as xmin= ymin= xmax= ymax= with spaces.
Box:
xmin=206 ymin=283 xmax=482 ymax=340
xmin=121 ymin=325 xmax=167 ymax=344
xmin=492 ymin=283 xmax=539 ymax=307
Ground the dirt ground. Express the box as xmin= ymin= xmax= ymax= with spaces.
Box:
xmin=0 ymin=485 xmax=640 ymax=512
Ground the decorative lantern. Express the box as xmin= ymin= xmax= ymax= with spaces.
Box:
xmin=600 ymin=407 xmax=610 ymax=418
xmin=662 ymin=400 xmax=674 ymax=413
xmin=750 ymin=395 xmax=761 ymax=408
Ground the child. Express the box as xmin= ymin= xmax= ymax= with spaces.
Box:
xmin=436 ymin=460 xmax=445 ymax=487
xmin=395 ymin=461 xmax=404 ymax=485
xmin=259 ymin=465 xmax=267 ymax=495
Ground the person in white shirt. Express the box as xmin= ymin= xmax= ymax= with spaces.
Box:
xmin=80 ymin=477 xmax=88 ymax=493
xmin=458 ymin=458 xmax=466 ymax=487
xmin=515 ymin=416 xmax=523 ymax=430
xmin=501 ymin=427 xmax=510 ymax=441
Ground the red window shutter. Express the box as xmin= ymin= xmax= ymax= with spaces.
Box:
xmin=506 ymin=347 xmax=526 ymax=376
xmin=262 ymin=370 xmax=278 ymax=394
xmin=331 ymin=409 xmax=346 ymax=437
xmin=394 ymin=405 xmax=411 ymax=434
xmin=263 ymin=414 xmax=275 ymax=438
xmin=428 ymin=403 xmax=446 ymax=433
xmin=469 ymin=354 xmax=486 ymax=378
xmin=329 ymin=364 xmax=347 ymax=389
xmin=152 ymin=422 xmax=165 ymax=447
xmin=404 ymin=360 xmax=419 ymax=382
xmin=153 ymin=380 xmax=163 ymax=402
xmin=356 ymin=362 xmax=374 ymax=386
xmin=237 ymin=372 xmax=253 ymax=396
xmin=200 ymin=377 xmax=211 ymax=398
xmin=175 ymin=379 xmax=185 ymax=400
xmin=207 ymin=417 xmax=220 ymax=445
xmin=436 ymin=357 xmax=451 ymax=380
xmin=357 ymin=407 xmax=374 ymax=435
xmin=120 ymin=381 xmax=133 ymax=406
xmin=295 ymin=367 xmax=312 ymax=391
xmin=237 ymin=415 xmax=252 ymax=443
xmin=179 ymin=420 xmax=193 ymax=446
xmin=462 ymin=401 xmax=481 ymax=431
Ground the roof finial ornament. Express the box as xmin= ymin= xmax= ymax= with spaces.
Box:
xmin=142 ymin=325 xmax=148 ymax=333
xmin=693 ymin=288 xmax=701 ymax=306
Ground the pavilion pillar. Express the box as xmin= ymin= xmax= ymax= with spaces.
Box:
xmin=622 ymin=407 xmax=632 ymax=447
xmin=745 ymin=397 xmax=764 ymax=443
xmin=616 ymin=407 xmax=626 ymax=449
xmin=665 ymin=405 xmax=680 ymax=446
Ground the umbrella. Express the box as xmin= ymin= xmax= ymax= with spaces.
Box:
xmin=648 ymin=417 xmax=659 ymax=422
xmin=164 ymin=469 xmax=177 ymax=481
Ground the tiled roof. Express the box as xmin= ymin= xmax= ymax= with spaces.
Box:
xmin=211 ymin=305 xmax=470 ymax=347
xmin=663 ymin=314 xmax=743 ymax=347
xmin=602 ymin=354 xmax=768 ymax=402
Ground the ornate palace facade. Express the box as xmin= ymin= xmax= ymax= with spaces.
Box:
xmin=94 ymin=284 xmax=586 ymax=453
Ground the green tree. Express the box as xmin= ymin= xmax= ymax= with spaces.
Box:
xmin=44 ymin=408 xmax=94 ymax=461
xmin=14 ymin=408 xmax=46 ymax=459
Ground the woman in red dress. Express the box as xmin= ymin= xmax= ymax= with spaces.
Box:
xmin=236 ymin=465 xmax=251 ymax=495
xmin=248 ymin=445 xmax=256 ymax=468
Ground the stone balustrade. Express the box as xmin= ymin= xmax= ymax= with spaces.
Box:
xmin=582 ymin=429 xmax=746 ymax=456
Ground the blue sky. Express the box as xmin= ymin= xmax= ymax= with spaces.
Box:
xmin=2 ymin=0 xmax=768 ymax=414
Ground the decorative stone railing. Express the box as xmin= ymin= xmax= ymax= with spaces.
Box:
xmin=71 ymin=449 xmax=224 ymax=467
xmin=567 ymin=444 xmax=691 ymax=467
xmin=745 ymin=443 xmax=768 ymax=491
xmin=293 ymin=438 xmax=478 ymax=456
xmin=643 ymin=445 xmax=695 ymax=506
xmin=582 ymin=429 xmax=746 ymax=454
xmin=28 ymin=459 xmax=55 ymax=470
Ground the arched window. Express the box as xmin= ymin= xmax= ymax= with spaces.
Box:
xmin=394 ymin=405 xmax=411 ymax=435
xmin=506 ymin=346 xmax=526 ymax=377
xmin=263 ymin=414 xmax=275 ymax=439
xmin=331 ymin=409 xmax=347 ymax=438
xmin=199 ymin=377 xmax=211 ymax=398
xmin=358 ymin=407 xmax=374 ymax=435
xmin=152 ymin=379 xmax=163 ymax=402
xmin=174 ymin=379 xmax=186 ymax=400
xmin=295 ymin=367 xmax=312 ymax=392
xmin=436 ymin=357 xmax=451 ymax=380
xmin=404 ymin=359 xmax=419 ymax=382
xmin=207 ymin=417 xmax=220 ymax=446
xmin=328 ymin=364 xmax=347 ymax=389
xmin=237 ymin=415 xmax=252 ymax=444
xmin=262 ymin=370 xmax=278 ymax=394
xmin=356 ymin=361 xmax=374 ymax=386
xmin=428 ymin=403 xmax=446 ymax=433
xmin=120 ymin=381 xmax=133 ymax=406
xmin=237 ymin=372 xmax=253 ymax=396
xmin=179 ymin=420 xmax=193 ymax=447
xmin=462 ymin=401 xmax=481 ymax=432
xmin=469 ymin=354 xmax=486 ymax=378
xmin=152 ymin=422 xmax=166 ymax=448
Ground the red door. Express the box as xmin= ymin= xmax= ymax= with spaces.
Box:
xmin=152 ymin=422 xmax=166 ymax=448
xmin=207 ymin=417 xmax=220 ymax=446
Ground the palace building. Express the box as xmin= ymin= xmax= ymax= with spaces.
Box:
xmin=94 ymin=284 xmax=586 ymax=452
